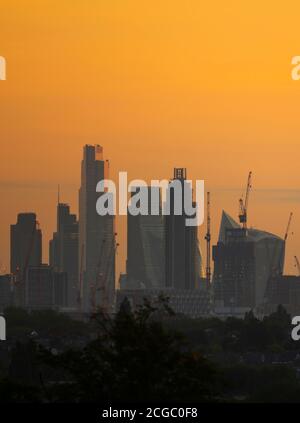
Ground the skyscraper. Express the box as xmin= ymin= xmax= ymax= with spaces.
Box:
xmin=25 ymin=264 xmax=54 ymax=309
xmin=78 ymin=145 xmax=115 ymax=312
xmin=126 ymin=186 xmax=165 ymax=289
xmin=25 ymin=264 xmax=68 ymax=310
xmin=165 ymin=168 xmax=200 ymax=290
xmin=213 ymin=211 xmax=285 ymax=313
xmin=49 ymin=202 xmax=79 ymax=307
xmin=10 ymin=213 xmax=42 ymax=306
xmin=0 ymin=274 xmax=13 ymax=311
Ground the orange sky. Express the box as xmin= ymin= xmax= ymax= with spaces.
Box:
xmin=0 ymin=1 xmax=300 ymax=277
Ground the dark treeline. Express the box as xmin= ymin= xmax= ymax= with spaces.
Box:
xmin=165 ymin=305 xmax=294 ymax=354
xmin=0 ymin=300 xmax=300 ymax=402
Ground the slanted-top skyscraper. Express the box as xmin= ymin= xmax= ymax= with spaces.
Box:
xmin=126 ymin=186 xmax=165 ymax=289
xmin=213 ymin=211 xmax=285 ymax=313
xmin=78 ymin=145 xmax=115 ymax=312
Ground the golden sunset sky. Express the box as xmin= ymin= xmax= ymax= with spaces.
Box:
xmin=0 ymin=1 xmax=299 ymax=276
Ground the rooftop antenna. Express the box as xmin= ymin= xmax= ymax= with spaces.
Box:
xmin=57 ymin=184 xmax=60 ymax=205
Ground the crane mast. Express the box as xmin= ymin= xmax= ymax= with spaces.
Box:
xmin=77 ymin=244 xmax=85 ymax=312
xmin=101 ymin=241 xmax=119 ymax=313
xmin=294 ymin=256 xmax=300 ymax=276
xmin=279 ymin=212 xmax=293 ymax=275
xmin=239 ymin=171 xmax=252 ymax=229
xmin=284 ymin=212 xmax=293 ymax=241
xmin=90 ymin=239 xmax=106 ymax=313
xmin=271 ymin=212 xmax=293 ymax=276
xmin=204 ymin=192 xmax=211 ymax=287
xmin=92 ymin=233 xmax=118 ymax=314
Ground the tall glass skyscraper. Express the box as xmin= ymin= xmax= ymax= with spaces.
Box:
xmin=165 ymin=169 xmax=200 ymax=290
xmin=78 ymin=145 xmax=115 ymax=312
xmin=126 ymin=186 xmax=165 ymax=289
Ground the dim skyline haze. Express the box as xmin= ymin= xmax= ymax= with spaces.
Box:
xmin=0 ymin=1 xmax=300 ymax=277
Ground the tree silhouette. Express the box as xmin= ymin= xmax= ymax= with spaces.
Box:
xmin=39 ymin=298 xmax=220 ymax=402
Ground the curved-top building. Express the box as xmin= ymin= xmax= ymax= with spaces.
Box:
xmin=213 ymin=211 xmax=284 ymax=313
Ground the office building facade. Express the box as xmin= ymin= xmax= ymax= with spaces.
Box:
xmin=126 ymin=186 xmax=165 ymax=289
xmin=10 ymin=213 xmax=42 ymax=306
xmin=78 ymin=145 xmax=115 ymax=312
xmin=165 ymin=168 xmax=200 ymax=290
xmin=49 ymin=203 xmax=79 ymax=307
xmin=213 ymin=211 xmax=285 ymax=313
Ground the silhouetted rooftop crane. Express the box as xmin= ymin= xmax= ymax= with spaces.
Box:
xmin=77 ymin=244 xmax=84 ymax=311
xmin=204 ymin=192 xmax=211 ymax=287
xmin=91 ymin=233 xmax=118 ymax=314
xmin=239 ymin=171 xmax=252 ymax=229
xmin=294 ymin=256 xmax=300 ymax=276
xmin=271 ymin=212 xmax=293 ymax=276
xmin=284 ymin=212 xmax=293 ymax=242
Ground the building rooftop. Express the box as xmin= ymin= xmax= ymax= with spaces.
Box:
xmin=218 ymin=210 xmax=283 ymax=244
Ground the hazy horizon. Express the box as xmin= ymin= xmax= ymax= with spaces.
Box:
xmin=1 ymin=1 xmax=300 ymax=277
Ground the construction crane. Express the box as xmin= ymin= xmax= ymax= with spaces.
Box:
xmin=284 ymin=212 xmax=293 ymax=242
xmin=97 ymin=239 xmax=119 ymax=313
xmin=294 ymin=256 xmax=300 ymax=276
xmin=204 ymin=192 xmax=211 ymax=287
xmin=264 ymin=212 xmax=294 ymax=307
xmin=239 ymin=171 xmax=252 ymax=229
xmin=90 ymin=238 xmax=106 ymax=313
xmin=272 ymin=212 xmax=293 ymax=276
xmin=77 ymin=244 xmax=84 ymax=312
xmin=91 ymin=233 xmax=118 ymax=314
xmin=98 ymin=243 xmax=119 ymax=313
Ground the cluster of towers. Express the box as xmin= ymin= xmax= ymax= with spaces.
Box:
xmin=7 ymin=145 xmax=115 ymax=313
xmin=6 ymin=144 xmax=204 ymax=315
xmin=3 ymin=145 xmax=297 ymax=318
